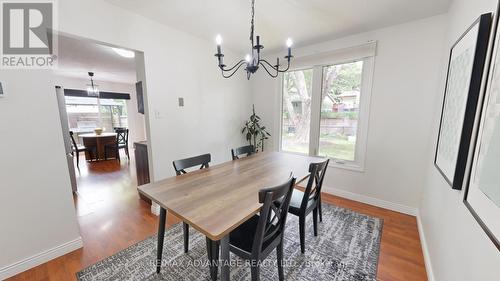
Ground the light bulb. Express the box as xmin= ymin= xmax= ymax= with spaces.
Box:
xmin=215 ymin=34 xmax=222 ymax=45
xmin=286 ymin=38 xmax=293 ymax=48
xmin=245 ymin=54 xmax=251 ymax=63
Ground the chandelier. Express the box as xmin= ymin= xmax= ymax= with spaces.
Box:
xmin=214 ymin=0 xmax=293 ymax=79
xmin=86 ymin=72 xmax=99 ymax=97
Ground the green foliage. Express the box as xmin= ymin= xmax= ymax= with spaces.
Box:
xmin=242 ymin=105 xmax=271 ymax=152
xmin=326 ymin=61 xmax=363 ymax=96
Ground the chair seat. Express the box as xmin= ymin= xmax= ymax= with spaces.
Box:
xmin=74 ymin=145 xmax=88 ymax=152
xmin=286 ymin=189 xmax=316 ymax=215
xmin=229 ymin=215 xmax=279 ymax=254
xmin=105 ymin=143 xmax=127 ymax=148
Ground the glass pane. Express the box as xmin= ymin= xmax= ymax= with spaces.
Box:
xmin=319 ymin=61 xmax=363 ymax=161
xmin=65 ymin=97 xmax=129 ymax=145
xmin=282 ymin=69 xmax=313 ymax=154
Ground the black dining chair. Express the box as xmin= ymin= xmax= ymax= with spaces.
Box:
xmin=69 ymin=131 xmax=96 ymax=169
xmin=231 ymin=145 xmax=255 ymax=160
xmin=228 ymin=176 xmax=296 ymax=281
xmin=285 ymin=159 xmax=329 ymax=254
xmin=172 ymin=153 xmax=211 ymax=253
xmin=172 ymin=153 xmax=218 ymax=279
xmin=104 ymin=128 xmax=129 ymax=161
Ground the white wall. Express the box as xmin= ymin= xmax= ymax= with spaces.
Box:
xmin=0 ymin=71 xmax=82 ymax=278
xmin=53 ymin=76 xmax=147 ymax=145
xmin=419 ymin=0 xmax=500 ymax=280
xmin=251 ymin=15 xmax=448 ymax=213
xmin=0 ymin=0 xmax=250 ymax=278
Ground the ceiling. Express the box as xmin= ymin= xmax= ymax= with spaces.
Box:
xmin=55 ymin=35 xmax=137 ymax=84
xmin=105 ymin=0 xmax=452 ymax=53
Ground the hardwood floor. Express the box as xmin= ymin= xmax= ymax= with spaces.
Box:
xmin=7 ymin=153 xmax=427 ymax=281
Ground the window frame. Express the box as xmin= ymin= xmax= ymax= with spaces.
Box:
xmin=278 ymin=56 xmax=375 ymax=172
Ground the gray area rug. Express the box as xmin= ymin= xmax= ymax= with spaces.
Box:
xmin=77 ymin=204 xmax=383 ymax=281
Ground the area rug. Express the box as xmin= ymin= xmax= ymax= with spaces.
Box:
xmin=77 ymin=204 xmax=383 ymax=281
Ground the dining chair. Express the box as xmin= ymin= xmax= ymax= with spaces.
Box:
xmin=228 ymin=176 xmax=296 ymax=281
xmin=104 ymin=128 xmax=129 ymax=161
xmin=285 ymin=159 xmax=329 ymax=253
xmin=231 ymin=145 xmax=255 ymax=160
xmin=69 ymin=131 xmax=96 ymax=169
xmin=172 ymin=153 xmax=217 ymax=279
xmin=172 ymin=155 xmax=211 ymax=252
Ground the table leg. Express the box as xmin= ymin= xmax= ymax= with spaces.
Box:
xmin=220 ymin=235 xmax=230 ymax=281
xmin=206 ymin=237 xmax=220 ymax=281
xmin=156 ymin=207 xmax=167 ymax=274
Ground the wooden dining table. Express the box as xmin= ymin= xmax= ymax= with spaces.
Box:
xmin=80 ymin=132 xmax=117 ymax=161
xmin=138 ymin=151 xmax=324 ymax=281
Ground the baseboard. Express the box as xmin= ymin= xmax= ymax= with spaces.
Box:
xmin=417 ymin=211 xmax=435 ymax=281
xmin=0 ymin=237 xmax=83 ymax=280
xmin=323 ymin=186 xmax=418 ymax=216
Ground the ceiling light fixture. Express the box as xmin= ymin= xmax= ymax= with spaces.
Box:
xmin=112 ymin=47 xmax=135 ymax=58
xmin=86 ymin=72 xmax=99 ymax=97
xmin=215 ymin=0 xmax=293 ymax=79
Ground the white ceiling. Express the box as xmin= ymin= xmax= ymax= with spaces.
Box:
xmin=55 ymin=35 xmax=137 ymax=84
xmin=105 ymin=0 xmax=452 ymax=53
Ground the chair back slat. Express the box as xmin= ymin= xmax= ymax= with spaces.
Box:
xmin=173 ymin=153 xmax=211 ymax=175
xmin=252 ymin=177 xmax=296 ymax=255
xmin=231 ymin=145 xmax=255 ymax=160
xmin=114 ymin=128 xmax=129 ymax=146
xmin=69 ymin=131 xmax=78 ymax=150
xmin=301 ymin=159 xmax=329 ymax=210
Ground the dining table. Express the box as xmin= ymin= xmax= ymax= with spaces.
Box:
xmin=138 ymin=151 xmax=325 ymax=281
xmin=79 ymin=132 xmax=117 ymax=161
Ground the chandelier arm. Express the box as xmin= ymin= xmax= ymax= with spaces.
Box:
xmin=260 ymin=59 xmax=290 ymax=72
xmin=259 ymin=59 xmax=281 ymax=74
xmin=221 ymin=61 xmax=247 ymax=78
xmin=220 ymin=60 xmax=246 ymax=72
xmin=259 ymin=58 xmax=291 ymax=73
xmin=259 ymin=61 xmax=279 ymax=78
xmin=277 ymin=59 xmax=291 ymax=73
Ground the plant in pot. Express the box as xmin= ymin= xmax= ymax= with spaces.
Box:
xmin=242 ymin=105 xmax=271 ymax=152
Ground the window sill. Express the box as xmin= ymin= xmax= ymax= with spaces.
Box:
xmin=279 ymin=150 xmax=365 ymax=172
xmin=328 ymin=160 xmax=365 ymax=173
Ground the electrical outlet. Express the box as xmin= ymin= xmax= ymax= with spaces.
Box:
xmin=178 ymin=97 xmax=184 ymax=107
xmin=0 ymin=82 xmax=4 ymax=97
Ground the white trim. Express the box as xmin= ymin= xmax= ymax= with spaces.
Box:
xmin=417 ymin=211 xmax=435 ymax=281
xmin=323 ymin=186 xmax=418 ymax=216
xmin=0 ymin=237 xmax=83 ymax=280
xmin=151 ymin=202 xmax=160 ymax=216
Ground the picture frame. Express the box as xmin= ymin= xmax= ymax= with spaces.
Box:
xmin=136 ymin=81 xmax=144 ymax=114
xmin=434 ymin=13 xmax=492 ymax=190
xmin=464 ymin=5 xmax=500 ymax=251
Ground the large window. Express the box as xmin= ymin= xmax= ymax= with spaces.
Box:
xmin=282 ymin=69 xmax=313 ymax=154
xmin=319 ymin=61 xmax=363 ymax=161
xmin=280 ymin=56 xmax=374 ymax=171
xmin=66 ymin=96 xmax=128 ymax=144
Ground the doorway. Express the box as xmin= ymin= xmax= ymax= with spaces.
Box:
xmin=53 ymin=33 xmax=152 ymax=218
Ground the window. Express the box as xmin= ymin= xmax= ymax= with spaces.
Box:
xmin=66 ymin=96 xmax=128 ymax=144
xmin=281 ymin=69 xmax=313 ymax=154
xmin=280 ymin=54 xmax=374 ymax=171
xmin=319 ymin=61 xmax=363 ymax=161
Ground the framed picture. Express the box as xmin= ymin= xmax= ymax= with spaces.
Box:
xmin=464 ymin=7 xmax=500 ymax=251
xmin=435 ymin=13 xmax=492 ymax=190
xmin=136 ymin=81 xmax=144 ymax=114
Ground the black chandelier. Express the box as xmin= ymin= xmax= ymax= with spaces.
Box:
xmin=214 ymin=0 xmax=293 ymax=79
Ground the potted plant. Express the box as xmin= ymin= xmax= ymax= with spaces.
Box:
xmin=242 ymin=105 xmax=271 ymax=152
